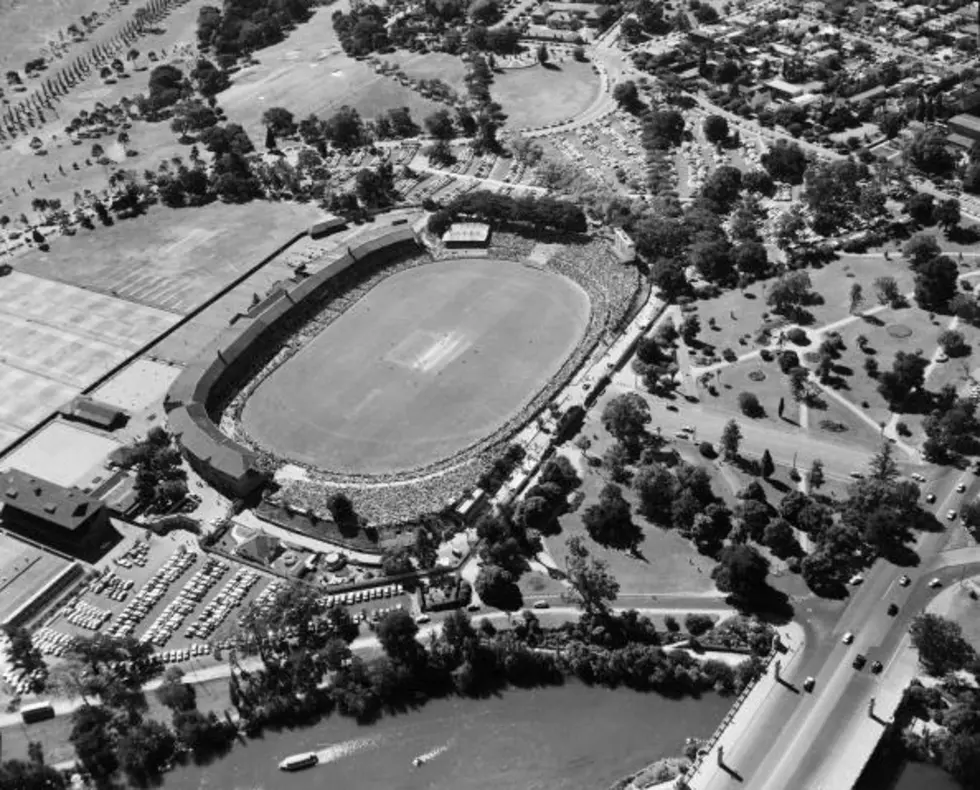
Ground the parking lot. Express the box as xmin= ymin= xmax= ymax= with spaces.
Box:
xmin=31 ymin=534 xmax=417 ymax=670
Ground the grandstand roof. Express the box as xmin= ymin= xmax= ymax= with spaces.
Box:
xmin=168 ymin=404 xmax=259 ymax=481
xmin=0 ymin=469 xmax=105 ymax=531
xmin=443 ymin=222 xmax=491 ymax=244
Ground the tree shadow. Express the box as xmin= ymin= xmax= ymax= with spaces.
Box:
xmin=861 ymin=314 xmax=885 ymax=327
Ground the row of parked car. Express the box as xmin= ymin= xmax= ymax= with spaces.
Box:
xmin=63 ymin=600 xmax=112 ymax=631
xmin=324 ymin=583 xmax=404 ymax=608
xmin=141 ymin=558 xmax=230 ymax=647
xmin=31 ymin=627 xmax=75 ymax=657
xmin=185 ymin=567 xmax=261 ymax=640
xmin=108 ymin=548 xmax=198 ymax=640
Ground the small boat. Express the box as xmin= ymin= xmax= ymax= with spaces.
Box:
xmin=413 ymin=757 xmax=426 ymax=768
xmin=279 ymin=752 xmax=319 ymax=771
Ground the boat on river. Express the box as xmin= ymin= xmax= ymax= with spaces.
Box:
xmin=278 ymin=752 xmax=319 ymax=771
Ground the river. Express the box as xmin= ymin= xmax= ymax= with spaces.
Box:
xmin=161 ymin=683 xmax=731 ymax=790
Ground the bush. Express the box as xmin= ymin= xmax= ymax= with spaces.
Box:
xmin=685 ymin=613 xmax=714 ymax=636
xmin=699 ymin=442 xmax=717 ymax=459
xmin=664 ymin=615 xmax=680 ymax=632
xmin=777 ymin=349 xmax=800 ymax=373
xmin=738 ymin=391 xmax=764 ymax=418
xmin=786 ymin=327 xmax=808 ymax=345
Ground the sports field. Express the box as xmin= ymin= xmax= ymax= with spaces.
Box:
xmin=241 ymin=259 xmax=591 ymax=475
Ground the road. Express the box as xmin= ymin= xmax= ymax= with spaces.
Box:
xmin=696 ymin=468 xmax=977 ymax=790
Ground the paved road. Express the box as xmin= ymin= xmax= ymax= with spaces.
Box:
xmin=696 ymin=468 xmax=976 ymax=790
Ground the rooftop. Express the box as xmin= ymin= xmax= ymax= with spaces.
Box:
xmin=442 ymin=222 xmax=491 ymax=244
xmin=0 ymin=469 xmax=104 ymax=531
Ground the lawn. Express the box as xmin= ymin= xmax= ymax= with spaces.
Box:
xmin=494 ymin=61 xmax=601 ymax=131
xmin=241 ymin=259 xmax=590 ymax=475
xmin=691 ymin=253 xmax=917 ymax=357
xmin=217 ymin=7 xmax=452 ymax=141
xmin=16 ymin=200 xmax=322 ymax=314
xmin=542 ymin=445 xmax=718 ymax=598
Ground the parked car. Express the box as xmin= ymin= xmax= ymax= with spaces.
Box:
xmin=887 ymin=603 xmax=899 ymax=616
xmin=853 ymin=654 xmax=867 ymax=670
xmin=898 ymin=575 xmax=910 ymax=587
xmin=533 ymin=600 xmax=550 ymax=609
xmin=842 ymin=632 xmax=855 ymax=645
xmin=803 ymin=677 xmax=816 ymax=692
xmin=925 ymin=493 xmax=936 ymax=504
xmin=871 ymin=660 xmax=883 ymax=674
xmin=849 ymin=574 xmax=864 ymax=585
xmin=957 ymin=482 xmax=967 ymax=493
xmin=929 ymin=578 xmax=943 ymax=589
xmin=948 ymin=510 xmax=958 ymax=521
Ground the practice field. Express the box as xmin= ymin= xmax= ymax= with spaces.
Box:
xmin=15 ymin=202 xmax=322 ymax=315
xmin=241 ymin=259 xmax=591 ymax=475
xmin=494 ymin=61 xmax=602 ymax=130
xmin=0 ymin=271 xmax=176 ymax=445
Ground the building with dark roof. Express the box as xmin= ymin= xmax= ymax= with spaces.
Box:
xmin=0 ymin=469 xmax=114 ymax=558
xmin=60 ymin=397 xmax=128 ymax=431
xmin=950 ymin=113 xmax=980 ymax=142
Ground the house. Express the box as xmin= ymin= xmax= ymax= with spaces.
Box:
xmin=765 ymin=78 xmax=806 ymax=100
xmin=0 ymin=469 xmax=114 ymax=557
xmin=235 ymin=531 xmax=282 ymax=565
xmin=60 ymin=397 xmax=128 ymax=431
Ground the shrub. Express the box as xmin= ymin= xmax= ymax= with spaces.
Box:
xmin=664 ymin=615 xmax=680 ymax=632
xmin=777 ymin=349 xmax=800 ymax=372
xmin=738 ymin=391 xmax=764 ymax=418
xmin=685 ymin=613 xmax=714 ymax=636
xmin=723 ymin=348 xmax=738 ymax=362
xmin=759 ymin=348 xmax=774 ymax=362
xmin=699 ymin=442 xmax=717 ymax=459
xmin=786 ymin=327 xmax=808 ymax=345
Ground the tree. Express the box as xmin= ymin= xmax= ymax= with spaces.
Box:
xmin=612 ymin=80 xmax=641 ymax=113
xmin=633 ymin=462 xmax=676 ymax=523
xmin=155 ymin=666 xmax=195 ymax=712
xmin=424 ymin=108 xmax=454 ymax=140
xmin=738 ymin=391 xmax=764 ymax=418
xmin=69 ymin=705 xmax=118 ymax=778
xmin=939 ymin=329 xmax=969 ymax=357
xmin=761 ymin=139 xmax=808 ymax=185
xmin=935 ymin=198 xmax=961 ymax=231
xmin=961 ymin=499 xmax=980 ymax=530
xmin=849 ymin=283 xmax=863 ymax=315
xmin=909 ymin=614 xmax=976 ymax=676
xmin=914 ymin=254 xmax=958 ymax=312
xmin=767 ymin=271 xmax=813 ymax=319
xmin=381 ymin=546 xmax=414 ymax=578
xmin=720 ymin=419 xmax=742 ymax=461
xmin=764 ymin=519 xmax=801 ymax=558
xmin=470 ymin=0 xmax=501 ymax=24
xmin=3 ymin=625 xmax=46 ymax=690
xmin=809 ymin=458 xmax=825 ymax=490
xmin=601 ymin=393 xmax=651 ymax=449
xmin=441 ymin=609 xmax=477 ymax=660
xmin=905 ymin=126 xmax=955 ymax=176
xmin=873 ymin=275 xmax=902 ymax=307
xmin=711 ymin=544 xmax=770 ymax=600
xmin=563 ymin=536 xmax=619 ymax=614
xmin=116 ymin=719 xmax=176 ymax=782
xmin=582 ymin=483 xmax=641 ymax=550
xmin=905 ymin=192 xmax=935 ymax=225
xmin=878 ymin=351 xmax=928 ymax=408
xmin=760 ymin=449 xmax=775 ymax=479
xmin=375 ymin=609 xmax=423 ymax=666
xmin=327 ymin=493 xmax=359 ymax=532
xmin=702 ymin=114 xmax=729 ymax=145
xmin=685 ymin=613 xmax=715 ymax=636
xmin=868 ymin=441 xmax=899 ymax=482
xmin=537 ymin=43 xmax=549 ymax=64
xmin=903 ymin=234 xmax=941 ymax=269
xmin=475 ymin=563 xmax=522 ymax=611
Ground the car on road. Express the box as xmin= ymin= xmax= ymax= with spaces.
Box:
xmin=849 ymin=471 xmax=865 ymax=479
xmin=948 ymin=510 xmax=958 ymax=521
xmin=803 ymin=677 xmax=816 ymax=692
xmin=415 ymin=614 xmax=431 ymax=624
xmin=849 ymin=574 xmax=865 ymax=585
xmin=929 ymin=578 xmax=943 ymax=588
xmin=853 ymin=654 xmax=867 ymax=670
xmin=871 ymin=661 xmax=883 ymax=674
xmin=842 ymin=632 xmax=855 ymax=645
xmin=899 ymin=575 xmax=911 ymax=587
xmin=682 ymin=425 xmax=695 ymax=433
xmin=533 ymin=600 xmax=550 ymax=609
xmin=958 ymin=482 xmax=968 ymax=493
xmin=887 ymin=603 xmax=899 ymax=616
xmin=925 ymin=493 xmax=936 ymax=504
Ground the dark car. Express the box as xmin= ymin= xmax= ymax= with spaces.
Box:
xmin=871 ymin=660 xmax=883 ymax=674
xmin=803 ymin=676 xmax=816 ymax=692
xmin=853 ymin=654 xmax=867 ymax=670
xmin=887 ymin=603 xmax=899 ymax=616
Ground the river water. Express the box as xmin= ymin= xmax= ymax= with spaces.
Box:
xmin=162 ymin=684 xmax=731 ymax=790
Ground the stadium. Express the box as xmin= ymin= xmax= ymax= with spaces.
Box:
xmin=165 ymin=222 xmax=641 ymax=524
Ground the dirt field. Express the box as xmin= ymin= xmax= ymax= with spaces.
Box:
xmin=241 ymin=259 xmax=591 ymax=475
xmin=15 ymin=201 xmax=322 ymax=314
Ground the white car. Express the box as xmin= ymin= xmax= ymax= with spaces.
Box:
xmin=957 ymin=482 xmax=967 ymax=493
xmin=948 ymin=510 xmax=958 ymax=521
xmin=849 ymin=574 xmax=865 ymax=585
xmin=929 ymin=578 xmax=943 ymax=589
xmin=414 ymin=614 xmax=431 ymax=624
xmin=842 ymin=632 xmax=855 ymax=645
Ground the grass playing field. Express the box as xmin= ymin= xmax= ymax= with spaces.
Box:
xmin=241 ymin=258 xmax=591 ymax=475
xmin=493 ymin=61 xmax=601 ymax=131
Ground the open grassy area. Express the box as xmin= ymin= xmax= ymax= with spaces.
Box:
xmin=494 ymin=61 xmax=601 ymax=131
xmin=16 ymin=200 xmax=322 ymax=313
xmin=242 ymin=259 xmax=590 ymax=474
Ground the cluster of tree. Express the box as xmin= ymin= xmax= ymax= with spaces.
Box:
xmin=631 ymin=321 xmax=680 ymax=395
xmin=429 ymin=190 xmax=587 ymax=235
xmin=118 ymin=427 xmax=189 ymax=512
xmin=903 ymin=233 xmax=960 ymax=314
xmin=0 ymin=749 xmax=66 ymax=790
xmin=2 ymin=625 xmax=47 ymax=693
xmin=477 ymin=443 xmax=526 ymax=494
xmin=797 ymin=444 xmax=924 ymax=596
xmin=198 ymin=0 xmax=314 ymax=65
xmin=474 ymin=503 xmax=545 ymax=611
xmin=801 ymin=158 xmax=886 ymax=237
